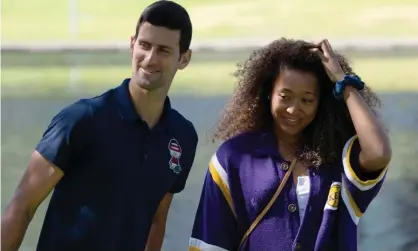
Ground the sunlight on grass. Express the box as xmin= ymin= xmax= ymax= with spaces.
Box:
xmin=2 ymin=0 xmax=416 ymax=42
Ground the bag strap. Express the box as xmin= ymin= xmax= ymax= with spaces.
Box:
xmin=237 ymin=158 xmax=297 ymax=250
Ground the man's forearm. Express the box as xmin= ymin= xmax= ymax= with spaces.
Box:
xmin=145 ymin=222 xmax=166 ymax=251
xmin=1 ymin=207 xmax=32 ymax=251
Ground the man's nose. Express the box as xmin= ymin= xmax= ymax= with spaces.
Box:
xmin=143 ymin=48 xmax=158 ymax=65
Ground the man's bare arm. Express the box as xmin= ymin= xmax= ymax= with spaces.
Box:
xmin=1 ymin=150 xmax=64 ymax=251
xmin=145 ymin=193 xmax=174 ymax=251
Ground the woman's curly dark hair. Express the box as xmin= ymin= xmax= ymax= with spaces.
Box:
xmin=214 ymin=38 xmax=382 ymax=167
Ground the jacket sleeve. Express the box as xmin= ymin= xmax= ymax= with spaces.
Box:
xmin=340 ymin=135 xmax=389 ymax=225
xmin=189 ymin=152 xmax=239 ymax=251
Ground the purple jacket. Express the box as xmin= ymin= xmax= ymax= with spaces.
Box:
xmin=189 ymin=131 xmax=388 ymax=251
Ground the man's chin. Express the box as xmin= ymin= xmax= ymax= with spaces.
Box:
xmin=135 ymin=79 xmax=162 ymax=91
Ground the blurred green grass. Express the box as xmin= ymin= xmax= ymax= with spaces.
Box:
xmin=2 ymin=0 xmax=417 ymax=42
xmin=2 ymin=57 xmax=418 ymax=97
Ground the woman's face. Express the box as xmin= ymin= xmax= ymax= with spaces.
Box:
xmin=270 ymin=68 xmax=320 ymax=138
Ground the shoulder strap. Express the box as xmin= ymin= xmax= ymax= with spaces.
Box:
xmin=237 ymin=158 xmax=297 ymax=250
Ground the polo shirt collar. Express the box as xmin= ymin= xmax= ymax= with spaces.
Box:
xmin=115 ymin=78 xmax=172 ymax=128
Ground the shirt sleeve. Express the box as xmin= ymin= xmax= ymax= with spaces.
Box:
xmin=35 ymin=101 xmax=92 ymax=173
xmin=169 ymin=127 xmax=198 ymax=194
xmin=340 ymin=135 xmax=389 ymax=225
xmin=189 ymin=153 xmax=239 ymax=251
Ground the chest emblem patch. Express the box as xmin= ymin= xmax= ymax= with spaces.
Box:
xmin=168 ymin=138 xmax=182 ymax=174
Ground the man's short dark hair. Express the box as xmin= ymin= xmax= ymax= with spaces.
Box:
xmin=134 ymin=0 xmax=192 ymax=54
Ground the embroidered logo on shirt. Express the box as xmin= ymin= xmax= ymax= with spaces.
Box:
xmin=168 ymin=138 xmax=182 ymax=174
xmin=325 ymin=182 xmax=341 ymax=210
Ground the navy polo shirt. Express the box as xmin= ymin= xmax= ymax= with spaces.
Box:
xmin=35 ymin=78 xmax=198 ymax=251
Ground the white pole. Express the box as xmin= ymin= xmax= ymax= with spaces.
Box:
xmin=69 ymin=0 xmax=78 ymax=39
xmin=68 ymin=0 xmax=80 ymax=92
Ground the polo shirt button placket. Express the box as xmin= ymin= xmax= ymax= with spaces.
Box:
xmin=142 ymin=130 xmax=150 ymax=162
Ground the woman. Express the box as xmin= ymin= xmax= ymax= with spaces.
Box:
xmin=188 ymin=38 xmax=392 ymax=251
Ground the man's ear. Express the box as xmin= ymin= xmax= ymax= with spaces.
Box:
xmin=130 ymin=36 xmax=135 ymax=53
xmin=178 ymin=49 xmax=192 ymax=70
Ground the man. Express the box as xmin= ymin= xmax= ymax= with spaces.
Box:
xmin=1 ymin=1 xmax=198 ymax=251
